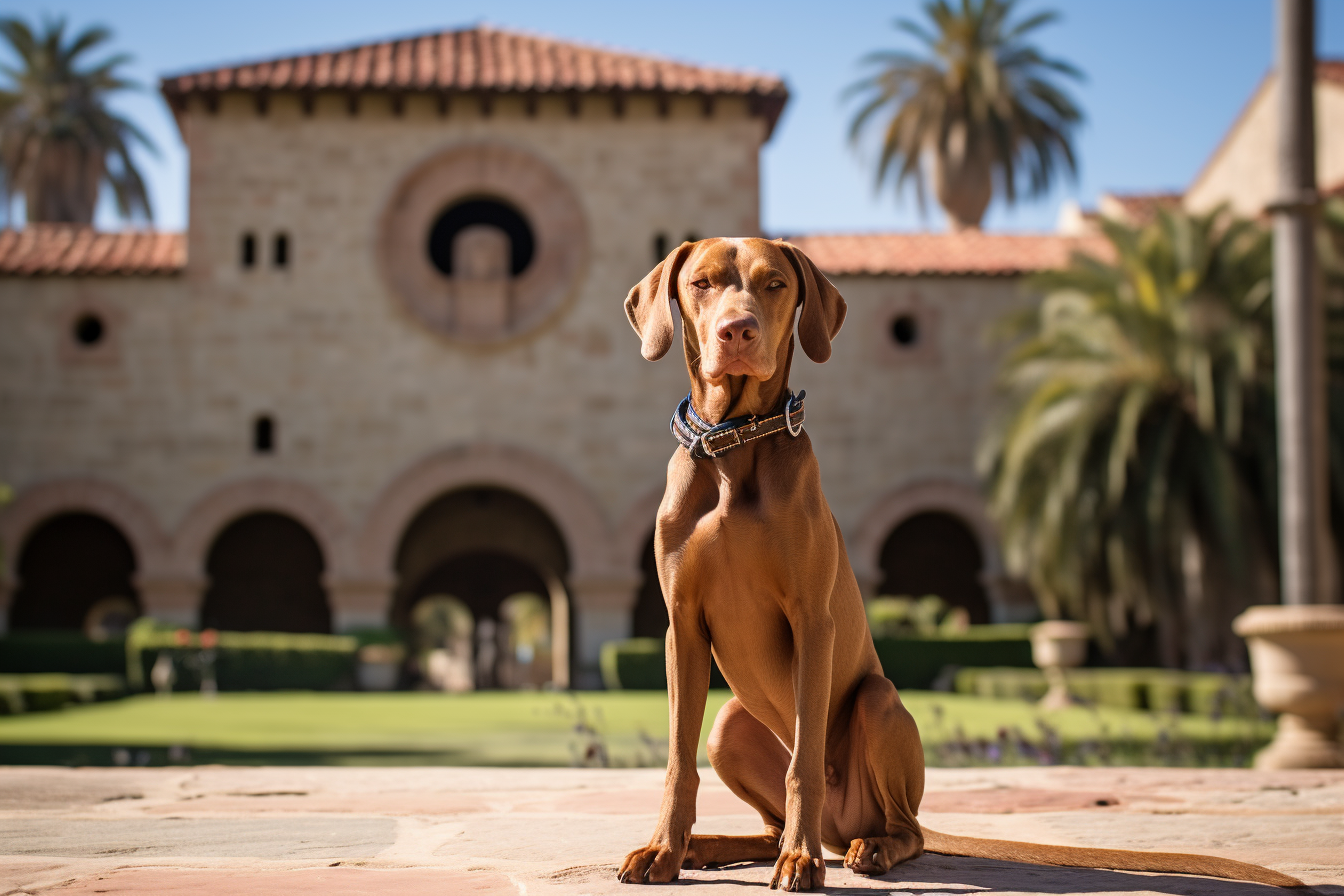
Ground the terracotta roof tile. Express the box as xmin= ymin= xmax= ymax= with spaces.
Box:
xmin=784 ymin=231 xmax=1113 ymax=277
xmin=0 ymin=226 xmax=185 ymax=276
xmin=1317 ymin=60 xmax=1344 ymax=84
xmin=161 ymin=25 xmax=788 ymax=131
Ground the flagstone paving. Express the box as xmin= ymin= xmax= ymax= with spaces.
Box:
xmin=0 ymin=765 xmax=1339 ymax=895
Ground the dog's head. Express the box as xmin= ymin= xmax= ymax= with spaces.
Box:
xmin=624 ymin=238 xmax=846 ymax=385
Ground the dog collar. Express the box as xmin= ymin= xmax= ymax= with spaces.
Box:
xmin=670 ymin=390 xmax=806 ymax=459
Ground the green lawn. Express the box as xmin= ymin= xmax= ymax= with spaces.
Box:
xmin=0 ymin=690 xmax=1274 ymax=767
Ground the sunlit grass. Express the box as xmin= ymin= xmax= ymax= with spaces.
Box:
xmin=0 ymin=689 xmax=1274 ymax=767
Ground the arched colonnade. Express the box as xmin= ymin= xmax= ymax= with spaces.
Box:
xmin=0 ymin=450 xmax=1026 ymax=686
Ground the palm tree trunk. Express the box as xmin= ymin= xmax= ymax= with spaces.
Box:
xmin=33 ymin=141 xmax=101 ymax=224
xmin=932 ymin=129 xmax=993 ymax=231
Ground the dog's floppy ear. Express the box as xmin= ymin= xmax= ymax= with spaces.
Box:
xmin=776 ymin=240 xmax=846 ymax=363
xmin=625 ymin=241 xmax=694 ymax=361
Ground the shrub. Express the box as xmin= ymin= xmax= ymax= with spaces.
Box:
xmin=867 ymin=595 xmax=970 ymax=637
xmin=951 ymin=666 xmax=1259 ymax=717
xmin=0 ymin=630 xmax=126 ymax=674
xmin=598 ymin=638 xmax=729 ymax=690
xmin=601 ymin=638 xmax=666 ymax=690
xmin=954 ymin=666 xmax=1048 ymax=701
xmin=872 ymin=626 xmax=1035 ymax=689
xmin=125 ymin=620 xmax=357 ymax=692
xmin=0 ymin=672 xmax=125 ymax=713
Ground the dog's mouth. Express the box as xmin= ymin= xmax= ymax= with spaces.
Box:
xmin=702 ymin=351 xmax=775 ymax=381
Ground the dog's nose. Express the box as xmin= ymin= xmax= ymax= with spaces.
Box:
xmin=716 ymin=313 xmax=759 ymax=345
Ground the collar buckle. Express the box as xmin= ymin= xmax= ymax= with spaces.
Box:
xmin=701 ymin=427 xmax=743 ymax=458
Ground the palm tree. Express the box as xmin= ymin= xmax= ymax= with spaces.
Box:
xmin=977 ymin=207 xmax=1280 ymax=669
xmin=0 ymin=16 xmax=153 ymax=225
xmin=847 ymin=0 xmax=1083 ymax=231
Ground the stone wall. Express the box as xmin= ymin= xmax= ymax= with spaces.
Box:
xmin=0 ymin=90 xmax=1041 ymax=679
xmin=1186 ymin=78 xmax=1344 ymax=217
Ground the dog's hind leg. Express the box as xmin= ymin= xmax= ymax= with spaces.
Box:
xmin=840 ymin=674 xmax=926 ymax=876
xmin=684 ymin=696 xmax=788 ymax=869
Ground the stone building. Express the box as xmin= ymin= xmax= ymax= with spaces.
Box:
xmin=0 ymin=26 xmax=1104 ymax=686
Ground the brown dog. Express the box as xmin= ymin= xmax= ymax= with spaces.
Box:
xmin=617 ymin=237 xmax=1304 ymax=892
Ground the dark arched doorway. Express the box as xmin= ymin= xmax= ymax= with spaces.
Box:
xmin=202 ymin=512 xmax=331 ymax=632
xmin=412 ymin=550 xmax=548 ymax=623
xmin=11 ymin=513 xmax=139 ymax=630
xmin=877 ymin=511 xmax=990 ymax=624
xmin=632 ymin=532 xmax=669 ymax=638
xmin=393 ymin=487 xmax=570 ymax=688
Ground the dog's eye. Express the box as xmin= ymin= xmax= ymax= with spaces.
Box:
xmin=768 ymin=280 xmax=786 ymax=290
xmin=692 ymin=278 xmax=710 ymax=290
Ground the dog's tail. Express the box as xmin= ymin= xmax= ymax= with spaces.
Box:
xmin=920 ymin=826 xmax=1306 ymax=888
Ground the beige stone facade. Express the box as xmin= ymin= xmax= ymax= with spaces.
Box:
xmin=0 ymin=27 xmax=1052 ymax=686
xmin=1185 ymin=64 xmax=1344 ymax=216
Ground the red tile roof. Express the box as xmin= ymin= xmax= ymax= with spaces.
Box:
xmin=0 ymin=227 xmax=1112 ymax=279
xmin=0 ymin=226 xmax=185 ymax=276
xmin=1317 ymin=60 xmax=1344 ymax=84
xmin=160 ymin=25 xmax=788 ymax=133
xmin=784 ymin=231 xmax=1113 ymax=277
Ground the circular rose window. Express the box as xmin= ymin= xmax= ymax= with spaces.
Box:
xmin=378 ymin=144 xmax=589 ymax=344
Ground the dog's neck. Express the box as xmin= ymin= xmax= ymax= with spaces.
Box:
xmin=684 ymin=334 xmax=795 ymax=425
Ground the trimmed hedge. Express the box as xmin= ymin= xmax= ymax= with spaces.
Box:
xmin=872 ymin=625 xmax=1035 ymax=689
xmin=599 ymin=638 xmax=728 ymax=690
xmin=952 ymin=666 xmax=1258 ymax=718
xmin=126 ymin=622 xmax=358 ymax=692
xmin=600 ymin=629 xmax=1032 ymax=691
xmin=0 ymin=672 xmax=126 ymax=714
xmin=0 ymin=630 xmax=126 ymax=674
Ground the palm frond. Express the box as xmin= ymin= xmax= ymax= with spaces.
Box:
xmin=845 ymin=0 xmax=1083 ymax=227
xmin=980 ymin=206 xmax=1301 ymax=667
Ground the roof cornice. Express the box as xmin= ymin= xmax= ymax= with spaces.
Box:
xmin=159 ymin=24 xmax=789 ymax=137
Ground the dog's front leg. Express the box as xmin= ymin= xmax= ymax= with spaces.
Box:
xmin=771 ymin=611 xmax=834 ymax=892
xmin=618 ymin=612 xmax=712 ymax=884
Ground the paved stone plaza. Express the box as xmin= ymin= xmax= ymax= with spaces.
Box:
xmin=0 ymin=765 xmax=1339 ymax=894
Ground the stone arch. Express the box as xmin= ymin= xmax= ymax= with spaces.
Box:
xmin=357 ymin=443 xmax=614 ymax=581
xmin=0 ymin=478 xmax=170 ymax=582
xmin=172 ymin=477 xmax=349 ymax=578
xmin=851 ymin=478 xmax=1004 ymax=606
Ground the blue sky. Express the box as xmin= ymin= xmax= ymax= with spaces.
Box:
xmin=4 ymin=0 xmax=1344 ymax=234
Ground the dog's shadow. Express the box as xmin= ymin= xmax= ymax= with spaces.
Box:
xmin=684 ymin=854 xmax=1338 ymax=895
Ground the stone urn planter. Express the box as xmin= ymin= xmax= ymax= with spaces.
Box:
xmin=1030 ymin=621 xmax=1090 ymax=710
xmin=1233 ymin=604 xmax=1344 ymax=769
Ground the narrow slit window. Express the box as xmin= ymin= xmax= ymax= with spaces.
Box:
xmin=241 ymin=233 xmax=256 ymax=268
xmin=273 ymin=233 xmax=289 ymax=269
xmin=653 ymin=233 xmax=668 ymax=264
xmin=253 ymin=415 xmax=275 ymax=454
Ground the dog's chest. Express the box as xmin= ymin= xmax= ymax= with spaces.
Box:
xmin=677 ymin=506 xmax=798 ymax=693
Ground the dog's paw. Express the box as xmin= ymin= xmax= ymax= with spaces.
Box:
xmin=617 ymin=844 xmax=683 ymax=884
xmin=844 ymin=834 xmax=922 ymax=876
xmin=844 ymin=837 xmax=893 ymax=875
xmin=769 ymin=849 xmax=825 ymax=891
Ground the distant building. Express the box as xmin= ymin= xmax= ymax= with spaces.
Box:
xmin=0 ymin=26 xmax=1110 ymax=686
xmin=1059 ymin=60 xmax=1344 ymax=233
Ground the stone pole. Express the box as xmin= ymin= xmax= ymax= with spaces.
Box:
xmin=1272 ymin=0 xmax=1332 ymax=608
xmin=1234 ymin=0 xmax=1344 ymax=769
